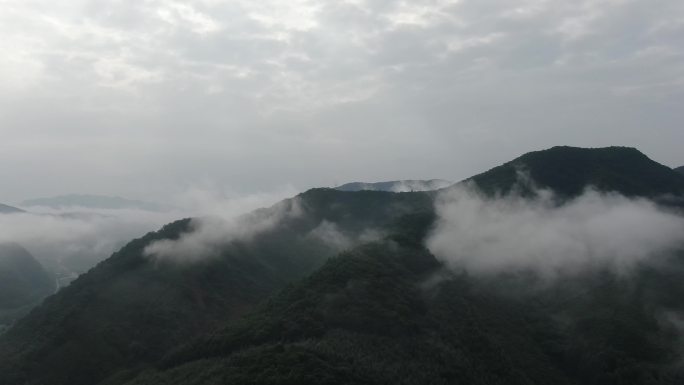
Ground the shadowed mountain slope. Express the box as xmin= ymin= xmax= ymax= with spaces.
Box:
xmin=123 ymin=238 xmax=684 ymax=385
xmin=0 ymin=243 xmax=54 ymax=326
xmin=126 ymin=240 xmax=572 ymax=385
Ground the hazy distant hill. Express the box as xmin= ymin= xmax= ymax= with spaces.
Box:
xmin=336 ymin=179 xmax=452 ymax=192
xmin=0 ymin=243 xmax=54 ymax=326
xmin=2 ymin=146 xmax=684 ymax=385
xmin=0 ymin=204 xmax=23 ymax=214
xmin=21 ymin=194 xmax=170 ymax=211
xmin=676 ymin=166 xmax=684 ymax=176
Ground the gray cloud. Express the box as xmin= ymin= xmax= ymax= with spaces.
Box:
xmin=427 ymin=186 xmax=684 ymax=277
xmin=1 ymin=0 xmax=683 ymax=202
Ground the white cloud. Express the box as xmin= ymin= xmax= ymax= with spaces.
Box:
xmin=156 ymin=2 xmax=221 ymax=35
xmin=144 ymin=196 xmax=303 ymax=262
xmin=427 ymin=186 xmax=684 ymax=278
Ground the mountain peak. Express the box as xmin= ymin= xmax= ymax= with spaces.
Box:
xmin=523 ymin=145 xmax=647 ymax=160
xmin=465 ymin=146 xmax=684 ymax=198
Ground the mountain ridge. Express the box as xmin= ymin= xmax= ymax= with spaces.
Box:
xmin=2 ymin=145 xmax=684 ymax=385
xmin=21 ymin=194 xmax=170 ymax=211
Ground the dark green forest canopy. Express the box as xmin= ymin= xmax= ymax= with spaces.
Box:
xmin=126 ymin=240 xmax=684 ymax=385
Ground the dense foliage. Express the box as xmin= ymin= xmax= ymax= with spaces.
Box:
xmin=125 ymin=239 xmax=684 ymax=385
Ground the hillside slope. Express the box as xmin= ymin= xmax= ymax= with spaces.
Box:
xmin=124 ymin=238 xmax=684 ymax=385
xmin=0 ymin=190 xmax=433 ymax=385
xmin=127 ymin=241 xmax=568 ymax=385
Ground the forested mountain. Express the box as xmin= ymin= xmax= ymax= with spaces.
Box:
xmin=0 ymin=191 xmax=433 ymax=385
xmin=0 ymin=244 xmax=54 ymax=328
xmin=336 ymin=179 xmax=452 ymax=192
xmin=0 ymin=204 xmax=24 ymax=214
xmin=676 ymin=166 xmax=684 ymax=176
xmin=1 ymin=146 xmax=684 ymax=385
xmin=126 ymin=241 xmax=684 ymax=385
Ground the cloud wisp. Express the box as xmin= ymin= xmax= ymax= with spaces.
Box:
xmin=427 ymin=186 xmax=684 ymax=277
xmin=143 ymin=196 xmax=304 ymax=263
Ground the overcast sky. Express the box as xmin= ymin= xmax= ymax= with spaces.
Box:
xmin=1 ymin=0 xmax=683 ymax=203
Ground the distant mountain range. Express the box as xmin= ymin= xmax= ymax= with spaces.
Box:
xmin=336 ymin=179 xmax=452 ymax=192
xmin=676 ymin=166 xmax=684 ymax=176
xmin=2 ymin=146 xmax=684 ymax=385
xmin=0 ymin=204 xmax=23 ymax=214
xmin=21 ymin=194 xmax=170 ymax=211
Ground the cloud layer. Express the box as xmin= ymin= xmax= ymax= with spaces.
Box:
xmin=427 ymin=187 xmax=684 ymax=277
